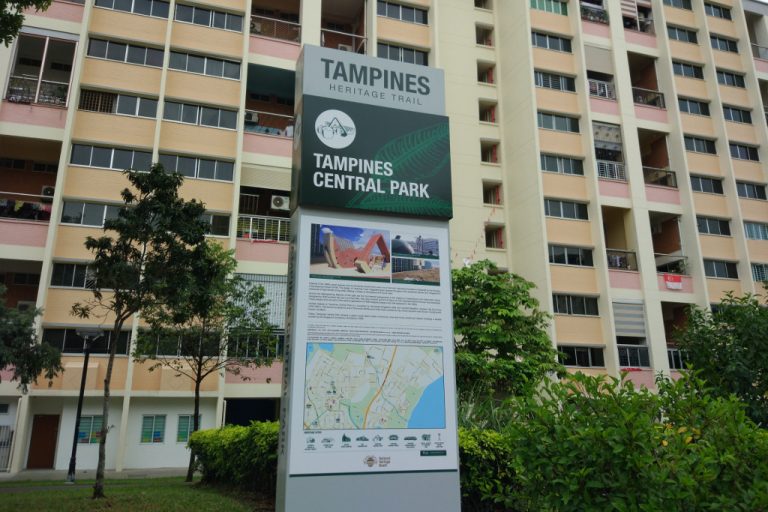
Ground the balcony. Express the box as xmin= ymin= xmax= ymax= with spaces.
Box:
xmin=752 ymin=43 xmax=768 ymax=61
xmin=250 ymin=14 xmax=301 ymax=42
xmin=5 ymin=34 xmax=75 ymax=108
xmin=244 ymin=110 xmax=294 ymax=138
xmin=6 ymin=76 xmax=69 ymax=107
xmin=0 ymin=190 xmax=52 ymax=222
xmin=655 ymin=253 xmax=688 ymax=275
xmin=643 ymin=167 xmax=676 ymax=188
xmin=606 ymin=249 xmax=637 ymax=271
xmin=321 ymin=28 xmax=366 ymax=53
xmin=596 ymin=160 xmax=626 ymax=181
xmin=236 ymin=214 xmax=290 ymax=242
xmin=581 ymin=3 xmax=608 ymax=25
xmin=632 ymin=87 xmax=665 ymax=109
xmin=588 ymin=78 xmax=615 ymax=100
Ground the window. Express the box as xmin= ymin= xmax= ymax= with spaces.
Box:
xmin=617 ymin=338 xmax=651 ymax=368
xmin=684 ymin=136 xmax=716 ymax=154
xmin=559 ymin=346 xmax=604 ymax=367
xmin=704 ymin=3 xmax=731 ymax=19
xmin=485 ymin=226 xmax=504 ymax=249
xmin=672 ymin=61 xmax=704 ymax=79
xmin=697 ymin=216 xmax=731 ymax=236
xmin=51 ymin=263 xmax=96 ymax=288
xmin=544 ymin=199 xmax=588 ymax=220
xmin=553 ymin=294 xmax=599 ymax=315
xmin=704 ymin=259 xmax=738 ymax=279
xmin=663 ymin=0 xmax=691 ymax=9
xmin=710 ymin=35 xmax=738 ymax=53
xmin=175 ymin=4 xmax=243 ymax=31
xmin=723 ymin=106 xmax=752 ymax=124
xmin=752 ymin=263 xmax=768 ymax=282
xmin=87 ymin=38 xmax=163 ymax=67
xmin=530 ymin=0 xmax=567 ymax=15
xmin=678 ymin=97 xmax=709 ymax=116
xmin=177 ymin=415 xmax=201 ymax=443
xmin=537 ymin=112 xmax=579 ymax=132
xmin=141 ymin=415 xmax=166 ymax=443
xmin=70 ymin=144 xmax=152 ymax=171
xmin=168 ymin=51 xmax=240 ymax=79
xmin=736 ymin=181 xmax=767 ymax=200
xmin=482 ymin=182 xmax=502 ymax=205
xmin=377 ymin=1 xmax=428 ymax=24
xmin=77 ymin=416 xmax=103 ymax=444
xmin=690 ymin=175 xmax=723 ymax=194
xmin=745 ymin=222 xmax=768 ymax=241
xmin=377 ymin=43 xmax=428 ymax=65
xmin=94 ymin=0 xmax=169 ymax=18
xmin=61 ymin=201 xmax=120 ymax=227
xmin=201 ymin=213 xmax=230 ymax=236
xmin=729 ymin=143 xmax=759 ymax=162
xmin=79 ymin=90 xmax=157 ymax=118
xmin=158 ymin=154 xmax=234 ymax=182
xmin=0 ymin=404 xmax=8 ymax=414
xmin=42 ymin=328 xmax=131 ymax=355
xmin=668 ymin=348 xmax=689 ymax=370
xmin=667 ymin=26 xmax=697 ymax=44
xmin=163 ymin=101 xmax=237 ymax=129
xmin=540 ymin=154 xmax=584 ymax=175
xmin=12 ymin=273 xmax=39 ymax=286
xmin=549 ymin=245 xmax=593 ymax=266
xmin=716 ymin=70 xmax=745 ymax=88
xmin=534 ymin=70 xmax=575 ymax=92
xmin=531 ymin=32 xmax=572 ymax=52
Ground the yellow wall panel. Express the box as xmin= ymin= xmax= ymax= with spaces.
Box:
xmin=63 ymin=166 xmax=131 ymax=202
xmin=159 ymin=122 xmax=238 ymax=159
xmin=72 ymin=112 xmax=155 ymax=148
xmin=165 ymin=70 xmax=241 ymax=108
xmin=698 ymin=234 xmax=737 ymax=260
xmin=693 ymin=193 xmax=730 ymax=217
xmin=550 ymin=266 xmax=599 ymax=294
xmin=541 ymin=173 xmax=588 ymax=201
xmin=530 ymin=9 xmax=572 ymax=36
xmin=554 ymin=316 xmax=604 ymax=344
xmin=538 ymin=130 xmax=584 ymax=157
xmin=532 ymin=48 xmax=576 ymax=75
xmin=546 ymin=218 xmax=593 ymax=246
xmin=81 ymin=58 xmax=162 ymax=96
xmin=172 ymin=23 xmax=243 ymax=59
xmin=685 ymin=153 xmax=722 ymax=176
xmin=377 ymin=17 xmax=430 ymax=49
xmin=536 ymin=88 xmax=579 ymax=115
xmin=90 ymin=7 xmax=166 ymax=46
xmin=180 ymin=179 xmax=234 ymax=212
xmin=707 ymin=278 xmax=742 ymax=301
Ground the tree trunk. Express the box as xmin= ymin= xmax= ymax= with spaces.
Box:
xmin=185 ymin=377 xmax=201 ymax=482
xmin=93 ymin=318 xmax=123 ymax=499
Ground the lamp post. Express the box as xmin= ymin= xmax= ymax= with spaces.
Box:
xmin=65 ymin=328 xmax=104 ymax=484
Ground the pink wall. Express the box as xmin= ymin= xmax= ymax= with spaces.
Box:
xmin=226 ymin=361 xmax=283 ymax=384
xmin=625 ymin=30 xmax=657 ymax=49
xmin=249 ymin=36 xmax=301 ymax=61
xmin=0 ymin=368 xmax=16 ymax=381
xmin=598 ymin=180 xmax=630 ymax=198
xmin=645 ymin=185 xmax=681 ymax=205
xmin=589 ymin=97 xmax=619 ymax=115
xmin=0 ymin=101 xmax=67 ymax=129
xmin=0 ymin=218 xmax=48 ymax=247
xmin=582 ymin=21 xmax=610 ymax=38
xmin=608 ymin=269 xmax=642 ymax=289
xmin=634 ymin=105 xmax=668 ymax=123
xmin=243 ymin=132 xmax=292 ymax=158
xmin=26 ymin=0 xmax=84 ymax=22
xmin=235 ymin=239 xmax=289 ymax=263
xmin=657 ymin=274 xmax=694 ymax=293
xmin=623 ymin=369 xmax=656 ymax=390
xmin=755 ymin=58 xmax=768 ymax=74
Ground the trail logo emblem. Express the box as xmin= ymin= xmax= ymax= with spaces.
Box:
xmin=315 ymin=109 xmax=356 ymax=149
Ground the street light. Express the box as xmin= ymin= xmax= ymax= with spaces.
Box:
xmin=65 ymin=328 xmax=104 ymax=484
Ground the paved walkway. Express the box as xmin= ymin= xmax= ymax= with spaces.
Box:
xmin=0 ymin=467 xmax=187 ymax=483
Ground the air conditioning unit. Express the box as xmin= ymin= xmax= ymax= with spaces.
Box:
xmin=41 ymin=185 xmax=55 ymax=202
xmin=271 ymin=195 xmax=290 ymax=211
xmin=338 ymin=44 xmax=354 ymax=52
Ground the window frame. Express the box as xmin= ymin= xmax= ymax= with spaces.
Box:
xmin=552 ymin=294 xmax=600 ymax=316
xmin=548 ymin=245 xmax=594 ymax=267
xmin=174 ymin=3 xmax=244 ymax=32
xmin=558 ymin=345 xmax=605 ymax=368
xmin=729 ymin=143 xmax=759 ymax=162
xmin=678 ymin=97 xmax=710 ymax=116
xmin=744 ymin=222 xmax=768 ymax=241
xmin=376 ymin=43 xmax=429 ymax=66
xmin=157 ymin=153 xmax=234 ymax=182
xmin=697 ymin=216 xmax=731 ymax=236
xmin=531 ymin=31 xmax=572 ymax=53
xmin=93 ymin=0 xmax=170 ymax=18
xmin=141 ymin=415 xmax=166 ymax=444
xmin=710 ymin=34 xmax=738 ymax=53
xmin=87 ymin=38 xmax=163 ymax=68
xmin=534 ymin=70 xmax=576 ymax=92
xmin=77 ymin=415 xmax=103 ymax=444
xmin=50 ymin=262 xmax=96 ymax=288
xmin=540 ymin=154 xmax=584 ymax=175
xmin=690 ymin=175 xmax=724 ymax=194
xmin=704 ymin=2 xmax=731 ymax=20
xmin=667 ymin=25 xmax=698 ymax=44
xmin=716 ymin=70 xmax=746 ymax=88
xmin=69 ymin=144 xmax=152 ymax=171
xmin=537 ymin=111 xmax=580 ymax=133
xmin=163 ymin=100 xmax=237 ymax=130
xmin=736 ymin=181 xmax=767 ymax=200
xmin=544 ymin=198 xmax=589 ymax=220
xmin=722 ymin=106 xmax=752 ymax=124
xmin=703 ymin=259 xmax=739 ymax=279
xmin=376 ymin=1 xmax=429 ymax=24
xmin=684 ymin=136 xmax=717 ymax=155
xmin=752 ymin=263 xmax=768 ymax=282
xmin=672 ymin=61 xmax=704 ymax=79
xmin=60 ymin=200 xmax=121 ymax=227
xmin=168 ymin=51 xmax=241 ymax=80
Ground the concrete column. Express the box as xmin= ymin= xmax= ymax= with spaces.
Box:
xmin=9 ymin=395 xmax=31 ymax=473
xmin=300 ymin=0 xmax=322 ymax=47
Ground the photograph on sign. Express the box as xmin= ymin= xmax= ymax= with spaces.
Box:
xmin=309 ymin=224 xmax=391 ymax=281
xmin=392 ymin=232 xmax=440 ymax=259
xmin=391 ymin=258 xmax=441 ymax=286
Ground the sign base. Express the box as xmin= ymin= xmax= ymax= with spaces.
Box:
xmin=277 ymin=471 xmax=461 ymax=512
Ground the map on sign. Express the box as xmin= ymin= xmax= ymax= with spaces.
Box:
xmin=304 ymin=344 xmax=445 ymax=430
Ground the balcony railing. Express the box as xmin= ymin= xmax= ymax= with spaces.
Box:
xmin=625 ymin=17 xmax=654 ymax=34
xmin=655 ymin=253 xmax=688 ymax=275
xmin=606 ymin=249 xmax=638 ymax=271
xmin=632 ymin=87 xmax=665 ymax=109
xmin=0 ymin=191 xmax=52 ymax=222
xmin=752 ymin=43 xmax=768 ymax=60
xmin=250 ymin=14 xmax=301 ymax=42
xmin=244 ymin=110 xmax=295 ymax=138
xmin=237 ymin=215 xmax=290 ymax=242
xmin=596 ymin=160 xmax=626 ymax=181
xmin=321 ymin=28 xmax=366 ymax=54
xmin=581 ymin=3 xmax=608 ymax=24
xmin=6 ymin=76 xmax=69 ymax=106
xmin=643 ymin=167 xmax=677 ymax=188
xmin=617 ymin=345 xmax=650 ymax=368
xmin=667 ymin=347 xmax=688 ymax=370
xmin=588 ymin=78 xmax=616 ymax=99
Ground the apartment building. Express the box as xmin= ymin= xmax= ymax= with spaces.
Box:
xmin=0 ymin=0 xmax=767 ymax=473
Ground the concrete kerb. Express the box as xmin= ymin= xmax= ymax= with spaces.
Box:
xmin=0 ymin=467 xmax=187 ymax=483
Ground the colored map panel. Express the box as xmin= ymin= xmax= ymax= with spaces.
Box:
xmin=304 ymin=344 xmax=444 ymax=430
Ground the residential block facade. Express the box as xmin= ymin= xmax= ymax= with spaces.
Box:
xmin=0 ymin=0 xmax=767 ymax=472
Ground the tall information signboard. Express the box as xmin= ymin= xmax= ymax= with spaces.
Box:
xmin=276 ymin=46 xmax=460 ymax=512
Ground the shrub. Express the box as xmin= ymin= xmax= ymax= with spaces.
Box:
xmin=189 ymin=420 xmax=278 ymax=494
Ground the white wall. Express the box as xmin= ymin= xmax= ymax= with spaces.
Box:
xmin=0 ymin=398 xmax=18 ymax=428
xmin=52 ymin=397 xmax=123 ymax=471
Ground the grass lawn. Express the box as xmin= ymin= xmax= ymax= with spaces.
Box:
xmin=0 ymin=477 xmax=272 ymax=511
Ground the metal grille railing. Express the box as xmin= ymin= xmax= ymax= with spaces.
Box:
xmin=581 ymin=3 xmax=608 ymax=24
xmin=6 ymin=76 xmax=69 ymax=106
xmin=655 ymin=254 xmax=688 ymax=275
xmin=0 ymin=426 xmax=12 ymax=472
xmin=250 ymin=14 xmax=301 ymax=42
xmin=606 ymin=249 xmax=637 ymax=270
xmin=632 ymin=87 xmax=665 ymax=108
xmin=643 ymin=167 xmax=677 ymax=188
xmin=79 ymin=89 xmax=116 ymax=113
xmin=321 ymin=28 xmax=367 ymax=54
xmin=588 ymin=78 xmax=616 ymax=99
xmin=237 ymin=215 xmax=290 ymax=242
xmin=596 ymin=160 xmax=626 ymax=181
xmin=752 ymin=43 xmax=768 ymax=60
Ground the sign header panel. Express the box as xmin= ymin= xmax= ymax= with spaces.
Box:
xmin=300 ymin=46 xmax=445 ymax=115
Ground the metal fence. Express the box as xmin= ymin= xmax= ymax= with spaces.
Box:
xmin=0 ymin=426 xmax=13 ymax=472
xmin=237 ymin=215 xmax=290 ymax=242
xmin=596 ymin=160 xmax=626 ymax=181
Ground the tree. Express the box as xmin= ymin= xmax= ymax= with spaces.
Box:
xmin=72 ymin=164 xmax=208 ymax=498
xmin=452 ymin=259 xmax=562 ymax=398
xmin=0 ymin=285 xmax=61 ymax=390
xmin=134 ymin=242 xmax=278 ymax=482
xmin=676 ymin=291 xmax=768 ymax=426
xmin=1 ymin=0 xmax=51 ymax=46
